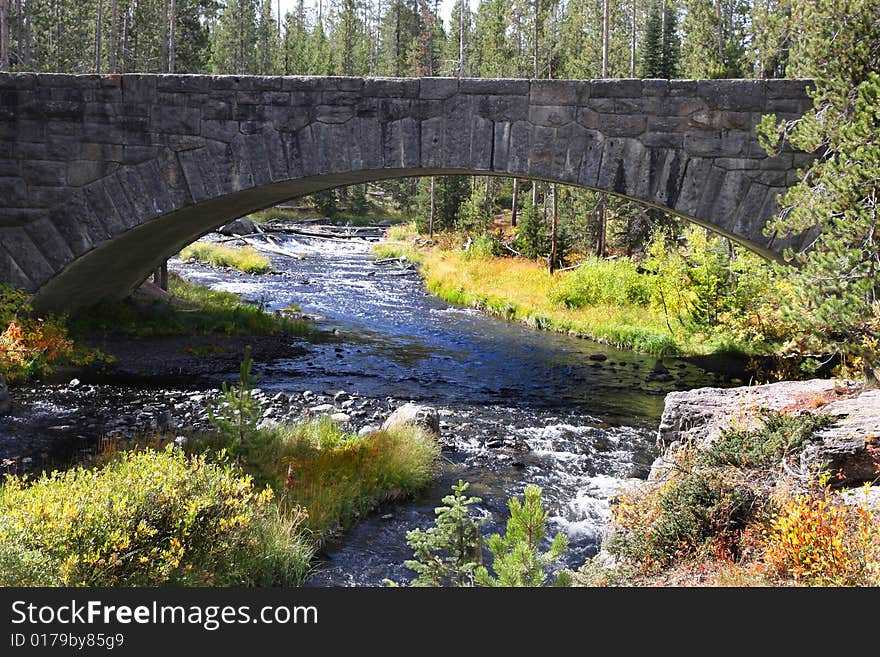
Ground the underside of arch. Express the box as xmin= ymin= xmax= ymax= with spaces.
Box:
xmin=31 ymin=168 xmax=784 ymax=314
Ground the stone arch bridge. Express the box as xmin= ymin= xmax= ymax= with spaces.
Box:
xmin=0 ymin=74 xmax=813 ymax=312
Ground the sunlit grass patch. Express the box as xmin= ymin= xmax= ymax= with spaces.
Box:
xmin=70 ymin=273 xmax=312 ymax=339
xmin=194 ymin=416 xmax=441 ymax=538
xmin=179 ymin=242 xmax=271 ymax=274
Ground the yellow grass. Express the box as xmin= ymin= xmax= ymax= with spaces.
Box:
xmin=420 ymin=250 xmax=683 ymax=355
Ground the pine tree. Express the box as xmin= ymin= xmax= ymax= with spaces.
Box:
xmin=758 ymin=0 xmax=880 ymax=378
xmin=474 ymin=485 xmax=570 ymax=587
xmin=256 ymin=0 xmax=279 ymax=74
xmin=390 ymin=480 xmax=486 ymax=587
xmin=207 ymin=345 xmax=263 ymax=451
xmin=211 ymin=0 xmax=259 ymax=74
xmin=473 ymin=0 xmax=509 ymax=77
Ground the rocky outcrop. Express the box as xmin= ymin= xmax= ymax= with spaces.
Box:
xmin=652 ymin=378 xmax=880 ymax=486
xmin=381 ymin=403 xmax=440 ymax=436
xmin=0 ymin=374 xmax=11 ymax=415
xmin=217 ymin=217 xmax=258 ymax=236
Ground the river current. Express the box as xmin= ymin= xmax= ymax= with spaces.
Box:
xmin=169 ymin=231 xmax=744 ymax=586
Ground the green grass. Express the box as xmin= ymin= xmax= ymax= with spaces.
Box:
xmin=179 ymin=242 xmax=271 ymax=274
xmin=70 ymin=272 xmax=313 ymax=339
xmin=193 ymin=416 xmax=441 ymax=538
xmin=0 ymin=445 xmax=314 ymax=586
xmin=371 ymin=242 xmax=426 ymax=264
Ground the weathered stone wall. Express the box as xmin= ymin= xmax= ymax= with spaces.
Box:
xmin=0 ymin=74 xmax=813 ymax=311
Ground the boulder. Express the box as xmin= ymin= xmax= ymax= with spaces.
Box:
xmin=381 ymin=403 xmax=440 ymax=436
xmin=217 ymin=217 xmax=258 ymax=236
xmin=0 ymin=374 xmax=10 ymax=415
xmin=651 ymin=379 xmax=879 ymax=486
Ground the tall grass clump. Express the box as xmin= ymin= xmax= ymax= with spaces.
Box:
xmin=0 ymin=446 xmax=314 ymax=586
xmin=198 ymin=416 xmax=441 ymax=537
xmin=180 ymin=243 xmax=271 ymax=274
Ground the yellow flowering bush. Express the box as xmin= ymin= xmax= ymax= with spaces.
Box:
xmin=0 ymin=446 xmax=313 ymax=586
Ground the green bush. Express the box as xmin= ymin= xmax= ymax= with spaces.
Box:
xmin=0 ymin=446 xmax=313 ymax=586
xmin=607 ymin=466 xmax=757 ymax=569
xmin=700 ymin=411 xmax=834 ymax=469
xmin=549 ymin=258 xmax=652 ymax=309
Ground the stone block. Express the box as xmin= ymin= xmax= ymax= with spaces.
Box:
xmin=22 ymin=160 xmax=66 ymax=186
xmin=419 ymin=78 xmax=459 ymax=100
xmin=590 ymin=79 xmax=643 ymax=98
xmin=528 ymin=104 xmax=575 ymax=127
xmin=475 ymin=94 xmax=529 ymax=122
xmin=24 ymin=217 xmax=75 ymax=270
xmin=153 ymin=105 xmax=201 ymax=135
xmin=67 ymin=160 xmax=118 ymax=187
xmin=530 ymin=80 xmax=582 ymax=106
xmin=460 ymin=78 xmax=529 ymax=96
xmin=527 ymin=125 xmax=556 ymax=179
xmin=599 ymin=114 xmax=646 ymax=137
xmin=364 ymin=78 xmax=419 ymax=98
xmin=420 ymin=116 xmax=445 ymax=168
xmin=470 ymin=115 xmax=493 ymax=171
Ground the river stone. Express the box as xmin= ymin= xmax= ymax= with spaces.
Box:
xmin=330 ymin=412 xmax=352 ymax=423
xmin=0 ymin=374 xmax=10 ymax=415
xmin=801 ymin=389 xmax=880 ymax=486
xmin=650 ymin=378 xmax=879 ymax=486
xmin=217 ymin=216 xmax=258 ymax=236
xmin=381 ymin=403 xmax=440 ymax=436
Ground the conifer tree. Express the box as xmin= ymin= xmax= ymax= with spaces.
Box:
xmin=474 ymin=485 xmax=570 ymax=587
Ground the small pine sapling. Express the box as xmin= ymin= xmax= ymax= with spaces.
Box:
xmin=388 ymin=480 xmax=486 ymax=587
xmin=475 ymin=485 xmax=570 ymax=587
xmin=207 ymin=345 xmax=263 ymax=452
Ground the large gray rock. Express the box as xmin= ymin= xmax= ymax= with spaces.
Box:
xmin=801 ymin=389 xmax=880 ymax=485
xmin=651 ymin=379 xmax=880 ymax=487
xmin=381 ymin=403 xmax=440 ymax=436
xmin=217 ymin=217 xmax=258 ymax=236
xmin=0 ymin=374 xmax=10 ymax=415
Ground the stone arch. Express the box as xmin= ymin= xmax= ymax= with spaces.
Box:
xmin=0 ymin=74 xmax=813 ymax=311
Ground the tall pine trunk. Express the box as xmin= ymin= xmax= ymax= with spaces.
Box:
xmin=511 ymin=178 xmax=519 ymax=227
xmin=429 ymin=176 xmax=435 ymax=239
xmin=95 ymin=0 xmax=103 ymax=73
xmin=160 ymin=0 xmax=168 ymax=73
xmin=168 ymin=0 xmax=176 ymax=73
xmin=602 ymin=0 xmax=609 ymax=76
xmin=630 ymin=0 xmax=637 ymax=77
xmin=0 ymin=0 xmax=9 ymax=70
xmin=596 ymin=193 xmax=607 ymax=257
xmin=109 ymin=0 xmax=118 ymax=73
xmin=549 ymin=183 xmax=558 ymax=273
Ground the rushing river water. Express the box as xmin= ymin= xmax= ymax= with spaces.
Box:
xmin=164 ymin=229 xmax=745 ymax=586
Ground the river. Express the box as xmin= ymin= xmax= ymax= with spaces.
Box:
xmin=167 ymin=229 xmax=745 ymax=586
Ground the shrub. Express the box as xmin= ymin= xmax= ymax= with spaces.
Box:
xmin=179 ymin=243 xmax=271 ymax=274
xmin=0 ymin=446 xmax=313 ymax=586
xmin=0 ymin=285 xmax=100 ymax=381
xmin=700 ymin=411 xmax=835 ymax=469
xmin=549 ymin=258 xmax=652 ymax=309
xmin=763 ymin=485 xmax=880 ymax=586
xmin=607 ymin=464 xmax=758 ymax=570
